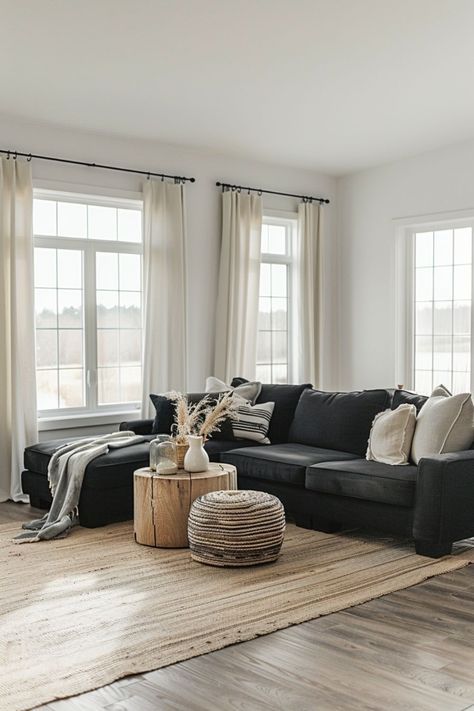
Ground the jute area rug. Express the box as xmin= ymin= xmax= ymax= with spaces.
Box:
xmin=1 ymin=521 xmax=472 ymax=711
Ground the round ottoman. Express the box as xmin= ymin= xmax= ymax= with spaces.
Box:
xmin=188 ymin=489 xmax=285 ymax=567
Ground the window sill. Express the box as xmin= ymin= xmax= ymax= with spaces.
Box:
xmin=38 ymin=410 xmax=141 ymax=432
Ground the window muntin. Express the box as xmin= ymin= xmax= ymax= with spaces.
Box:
xmin=33 ymin=191 xmax=143 ymax=416
xmin=413 ymin=226 xmax=472 ymax=395
xmin=256 ymin=218 xmax=295 ymax=384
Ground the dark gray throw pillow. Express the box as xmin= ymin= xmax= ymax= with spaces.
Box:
xmin=150 ymin=393 xmax=175 ymax=435
xmin=288 ymin=388 xmax=391 ymax=456
xmin=149 ymin=392 xmax=235 ymax=441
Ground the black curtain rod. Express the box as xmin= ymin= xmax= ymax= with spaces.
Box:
xmin=0 ymin=149 xmax=196 ymax=183
xmin=216 ymin=181 xmax=329 ymax=204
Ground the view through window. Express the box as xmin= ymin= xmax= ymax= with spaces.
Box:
xmin=256 ymin=216 xmax=296 ymax=383
xmin=413 ymin=225 xmax=472 ymax=395
xmin=33 ymin=192 xmax=143 ymax=415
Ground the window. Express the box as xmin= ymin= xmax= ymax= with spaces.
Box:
xmin=33 ymin=191 xmax=143 ymax=417
xmin=411 ymin=222 xmax=473 ymax=395
xmin=256 ymin=215 xmax=296 ymax=383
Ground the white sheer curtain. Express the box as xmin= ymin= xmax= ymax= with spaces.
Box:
xmin=295 ymin=201 xmax=322 ymax=386
xmin=0 ymin=158 xmax=38 ymax=502
xmin=141 ymin=180 xmax=187 ymax=417
xmin=214 ymin=190 xmax=262 ymax=382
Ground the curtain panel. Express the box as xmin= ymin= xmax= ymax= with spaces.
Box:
xmin=295 ymin=201 xmax=322 ymax=386
xmin=0 ymin=158 xmax=38 ymax=502
xmin=141 ymin=180 xmax=187 ymax=417
xmin=214 ymin=191 xmax=263 ymax=383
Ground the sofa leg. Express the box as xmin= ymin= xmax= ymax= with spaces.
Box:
xmin=415 ymin=540 xmax=453 ymax=558
xmin=312 ymin=518 xmax=342 ymax=534
xmin=294 ymin=514 xmax=313 ymax=529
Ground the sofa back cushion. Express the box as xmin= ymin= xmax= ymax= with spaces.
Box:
xmin=288 ymin=388 xmax=391 ymax=456
xmin=231 ymin=379 xmax=312 ymax=444
xmin=188 ymin=392 xmax=235 ymax=440
xmin=392 ymin=388 xmax=428 ymax=414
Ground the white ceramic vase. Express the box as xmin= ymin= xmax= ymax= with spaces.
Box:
xmin=183 ymin=435 xmax=209 ymax=473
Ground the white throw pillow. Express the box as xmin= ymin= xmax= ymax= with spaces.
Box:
xmin=366 ymin=404 xmax=417 ymax=465
xmin=232 ymin=401 xmax=275 ymax=443
xmin=205 ymin=376 xmax=262 ymax=404
xmin=410 ymin=385 xmax=474 ymax=465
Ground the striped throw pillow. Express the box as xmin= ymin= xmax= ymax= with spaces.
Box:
xmin=232 ymin=401 xmax=275 ymax=443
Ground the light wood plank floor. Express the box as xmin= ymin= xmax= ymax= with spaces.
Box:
xmin=3 ymin=501 xmax=473 ymax=711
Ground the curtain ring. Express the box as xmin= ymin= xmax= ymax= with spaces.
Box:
xmin=13 ymin=151 xmax=17 ymax=160
xmin=6 ymin=150 xmax=10 ymax=160
xmin=146 ymin=172 xmax=150 ymax=180
xmin=258 ymin=190 xmax=262 ymax=196
xmin=161 ymin=174 xmax=164 ymax=182
xmin=27 ymin=153 xmax=32 ymax=162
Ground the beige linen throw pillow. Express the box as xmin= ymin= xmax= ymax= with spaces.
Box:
xmin=410 ymin=385 xmax=474 ymax=465
xmin=366 ymin=404 xmax=417 ymax=465
xmin=205 ymin=376 xmax=262 ymax=404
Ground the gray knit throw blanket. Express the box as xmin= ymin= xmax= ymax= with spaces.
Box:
xmin=14 ymin=431 xmax=145 ymax=543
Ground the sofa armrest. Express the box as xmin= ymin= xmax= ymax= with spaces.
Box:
xmin=413 ymin=450 xmax=474 ymax=544
xmin=119 ymin=419 xmax=154 ymax=435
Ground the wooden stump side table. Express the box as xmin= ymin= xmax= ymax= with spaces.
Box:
xmin=133 ymin=463 xmax=237 ymax=548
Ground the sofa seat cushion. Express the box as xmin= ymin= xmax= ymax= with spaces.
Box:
xmin=306 ymin=459 xmax=418 ymax=507
xmin=24 ymin=435 xmax=256 ymax=485
xmin=24 ymin=435 xmax=157 ymax=477
xmin=221 ymin=444 xmax=360 ymax=486
xmin=204 ymin=439 xmax=263 ymax=461
xmin=26 ymin=437 xmax=87 ymax=476
xmin=25 ymin=437 xmax=155 ymax=489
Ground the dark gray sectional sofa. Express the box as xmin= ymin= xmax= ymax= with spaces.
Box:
xmin=22 ymin=381 xmax=474 ymax=557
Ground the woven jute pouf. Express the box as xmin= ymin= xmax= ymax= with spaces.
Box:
xmin=188 ymin=489 xmax=286 ymax=567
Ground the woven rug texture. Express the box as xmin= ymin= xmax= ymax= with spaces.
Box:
xmin=1 ymin=521 xmax=472 ymax=711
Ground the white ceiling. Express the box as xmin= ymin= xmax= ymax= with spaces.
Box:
xmin=1 ymin=0 xmax=474 ymax=175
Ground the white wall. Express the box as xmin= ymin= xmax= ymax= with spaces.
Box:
xmin=0 ymin=115 xmax=337 ymax=438
xmin=337 ymin=137 xmax=474 ymax=391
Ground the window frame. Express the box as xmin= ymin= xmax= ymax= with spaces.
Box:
xmin=33 ymin=187 xmax=144 ymax=427
xmin=258 ymin=210 xmax=297 ymax=384
xmin=395 ymin=210 xmax=474 ymax=394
